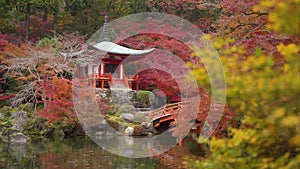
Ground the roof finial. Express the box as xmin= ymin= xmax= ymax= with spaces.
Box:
xmin=101 ymin=15 xmax=110 ymax=42
xmin=105 ymin=15 xmax=108 ymax=24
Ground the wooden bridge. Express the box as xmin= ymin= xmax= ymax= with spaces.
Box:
xmin=146 ymin=101 xmax=230 ymax=145
xmin=147 ymin=101 xmax=215 ymax=137
xmin=148 ymin=101 xmax=188 ymax=128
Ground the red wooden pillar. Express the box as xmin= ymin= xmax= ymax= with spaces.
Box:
xmin=101 ymin=80 xmax=104 ymax=89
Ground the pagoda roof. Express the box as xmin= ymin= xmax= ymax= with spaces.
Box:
xmin=60 ymin=15 xmax=155 ymax=57
xmin=60 ymin=42 xmax=155 ymax=57
xmin=93 ymin=41 xmax=155 ymax=55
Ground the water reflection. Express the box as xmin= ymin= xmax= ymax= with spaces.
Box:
xmin=91 ymin=133 xmax=178 ymax=158
xmin=0 ymin=137 xmax=170 ymax=169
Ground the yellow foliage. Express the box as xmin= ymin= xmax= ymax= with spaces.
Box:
xmin=255 ymin=0 xmax=300 ymax=34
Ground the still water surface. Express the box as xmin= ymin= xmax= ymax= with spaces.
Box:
xmin=0 ymin=137 xmax=172 ymax=169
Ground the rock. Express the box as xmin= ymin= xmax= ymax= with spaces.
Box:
xmin=146 ymin=123 xmax=157 ymax=135
xmin=9 ymin=111 xmax=29 ymax=133
xmin=105 ymin=131 xmax=116 ymax=136
xmin=95 ymin=131 xmax=105 ymax=136
xmin=120 ymin=113 xmax=134 ymax=122
xmin=146 ymin=123 xmax=152 ymax=129
xmin=124 ymin=127 xmax=134 ymax=136
xmin=74 ymin=123 xmax=85 ymax=136
xmin=141 ymin=122 xmax=147 ymax=128
xmin=119 ymin=123 xmax=126 ymax=131
xmin=95 ymin=88 xmax=110 ymax=99
xmin=9 ymin=132 xmax=31 ymax=145
xmin=147 ymin=132 xmax=153 ymax=137
xmin=133 ymin=125 xmax=147 ymax=136
xmin=111 ymin=89 xmax=135 ymax=105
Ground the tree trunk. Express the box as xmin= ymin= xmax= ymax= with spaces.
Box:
xmin=53 ymin=12 xmax=57 ymax=37
xmin=25 ymin=3 xmax=30 ymax=41
xmin=43 ymin=6 xmax=48 ymax=21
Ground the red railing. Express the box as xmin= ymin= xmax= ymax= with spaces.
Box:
xmin=148 ymin=101 xmax=189 ymax=120
xmin=94 ymin=74 xmax=112 ymax=89
xmin=93 ymin=74 xmax=139 ymax=90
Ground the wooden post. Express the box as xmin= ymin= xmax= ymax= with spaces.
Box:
xmin=129 ymin=81 xmax=132 ymax=89
xmin=101 ymin=80 xmax=104 ymax=89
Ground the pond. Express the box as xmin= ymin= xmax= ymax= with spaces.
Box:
xmin=0 ymin=137 xmax=173 ymax=169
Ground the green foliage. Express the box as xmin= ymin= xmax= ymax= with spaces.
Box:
xmin=133 ymin=113 xmax=148 ymax=124
xmin=136 ymin=90 xmax=155 ymax=108
xmin=37 ymin=37 xmax=62 ymax=50
xmin=117 ymin=104 xmax=135 ymax=114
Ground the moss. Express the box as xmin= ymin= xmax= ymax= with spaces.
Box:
xmin=106 ymin=118 xmax=120 ymax=131
xmin=106 ymin=115 xmax=136 ymax=128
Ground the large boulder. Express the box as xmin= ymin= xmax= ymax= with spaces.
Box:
xmin=9 ymin=132 xmax=31 ymax=145
xmin=132 ymin=125 xmax=147 ymax=136
xmin=0 ymin=108 xmax=32 ymax=144
xmin=74 ymin=123 xmax=85 ymax=136
xmin=111 ymin=89 xmax=134 ymax=104
xmin=120 ymin=113 xmax=134 ymax=122
xmin=9 ymin=111 xmax=29 ymax=133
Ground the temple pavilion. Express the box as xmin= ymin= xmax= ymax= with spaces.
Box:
xmin=62 ymin=16 xmax=155 ymax=90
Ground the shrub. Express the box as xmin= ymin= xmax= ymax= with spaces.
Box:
xmin=117 ymin=104 xmax=135 ymax=114
xmin=133 ymin=113 xmax=148 ymax=124
xmin=136 ymin=90 xmax=155 ymax=108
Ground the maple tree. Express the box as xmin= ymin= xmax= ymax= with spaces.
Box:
xmin=38 ymin=76 xmax=76 ymax=124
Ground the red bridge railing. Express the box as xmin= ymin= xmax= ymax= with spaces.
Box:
xmin=148 ymin=101 xmax=190 ymax=121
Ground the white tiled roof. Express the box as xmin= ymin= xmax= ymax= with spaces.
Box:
xmin=93 ymin=41 xmax=155 ymax=55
